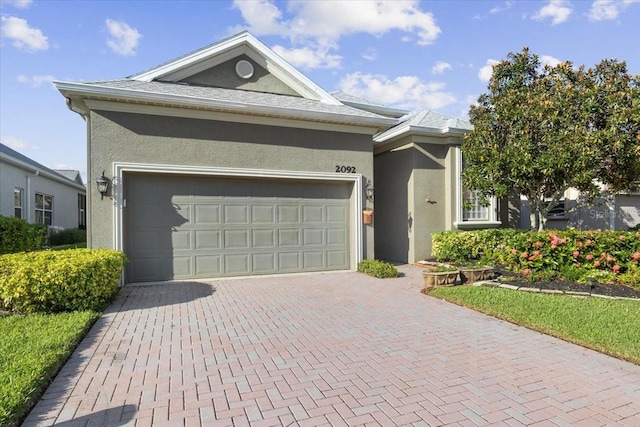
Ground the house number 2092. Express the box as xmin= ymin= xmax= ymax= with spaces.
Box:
xmin=336 ymin=165 xmax=356 ymax=173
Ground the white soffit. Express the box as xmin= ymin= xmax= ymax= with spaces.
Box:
xmin=130 ymin=31 xmax=340 ymax=105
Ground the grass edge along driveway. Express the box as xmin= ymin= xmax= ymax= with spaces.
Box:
xmin=427 ymin=286 xmax=640 ymax=365
xmin=0 ymin=311 xmax=100 ymax=427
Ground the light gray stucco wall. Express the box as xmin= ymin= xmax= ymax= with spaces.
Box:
xmin=183 ymin=54 xmax=301 ymax=97
xmin=88 ymin=109 xmax=374 ymax=260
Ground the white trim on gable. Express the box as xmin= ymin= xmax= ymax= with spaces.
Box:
xmin=130 ymin=32 xmax=341 ymax=105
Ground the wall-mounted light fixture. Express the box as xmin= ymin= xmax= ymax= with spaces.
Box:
xmin=96 ymin=171 xmax=109 ymax=200
xmin=365 ymin=181 xmax=374 ymax=202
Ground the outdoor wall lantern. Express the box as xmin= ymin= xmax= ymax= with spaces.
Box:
xmin=96 ymin=171 xmax=109 ymax=200
xmin=365 ymin=181 xmax=375 ymax=202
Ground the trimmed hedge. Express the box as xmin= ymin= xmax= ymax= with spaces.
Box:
xmin=358 ymin=259 xmax=400 ymax=278
xmin=0 ymin=249 xmax=127 ymax=313
xmin=48 ymin=227 xmax=87 ymax=246
xmin=432 ymin=229 xmax=640 ymax=286
xmin=0 ymin=216 xmax=47 ymax=255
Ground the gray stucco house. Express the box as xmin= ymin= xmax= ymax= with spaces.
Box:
xmin=54 ymin=31 xmax=499 ymax=283
xmin=0 ymin=143 xmax=86 ymax=229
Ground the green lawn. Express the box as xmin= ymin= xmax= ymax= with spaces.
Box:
xmin=0 ymin=311 xmax=100 ymax=427
xmin=427 ymin=286 xmax=640 ymax=365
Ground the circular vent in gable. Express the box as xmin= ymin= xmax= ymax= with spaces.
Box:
xmin=235 ymin=60 xmax=254 ymax=79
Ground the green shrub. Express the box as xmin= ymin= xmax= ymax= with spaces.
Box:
xmin=432 ymin=229 xmax=640 ymax=285
xmin=0 ymin=216 xmax=47 ymax=254
xmin=0 ymin=249 xmax=127 ymax=313
xmin=357 ymin=259 xmax=400 ymax=278
xmin=48 ymin=228 xmax=87 ymax=246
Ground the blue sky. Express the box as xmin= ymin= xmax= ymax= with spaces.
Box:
xmin=1 ymin=0 xmax=639 ymax=182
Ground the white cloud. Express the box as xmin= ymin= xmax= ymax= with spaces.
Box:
xmin=272 ymin=44 xmax=342 ymax=69
xmin=0 ymin=16 xmax=49 ymax=51
xmin=362 ymin=48 xmax=377 ymax=61
xmin=490 ymin=1 xmax=513 ymax=15
xmin=105 ymin=19 xmax=141 ymax=56
xmin=589 ymin=0 xmax=619 ymax=20
xmin=17 ymin=74 xmax=56 ymax=87
xmin=1 ymin=135 xmax=36 ymax=151
xmin=431 ymin=61 xmax=452 ymax=75
xmin=589 ymin=0 xmax=638 ymax=20
xmin=231 ymin=0 xmax=441 ymax=69
xmin=533 ymin=0 xmax=572 ymax=25
xmin=540 ymin=55 xmax=561 ymax=67
xmin=338 ymin=72 xmax=456 ymax=112
xmin=2 ymin=0 xmax=33 ymax=8
xmin=478 ymin=59 xmax=499 ymax=82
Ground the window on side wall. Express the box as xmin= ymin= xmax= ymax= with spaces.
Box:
xmin=35 ymin=193 xmax=53 ymax=226
xmin=546 ymin=198 xmax=566 ymax=219
xmin=456 ymin=148 xmax=500 ymax=228
xmin=14 ymin=188 xmax=23 ymax=219
xmin=78 ymin=193 xmax=86 ymax=229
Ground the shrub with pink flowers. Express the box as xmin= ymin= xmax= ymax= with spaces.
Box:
xmin=432 ymin=229 xmax=640 ymax=287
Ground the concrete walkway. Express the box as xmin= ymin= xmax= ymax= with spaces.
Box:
xmin=23 ymin=265 xmax=640 ymax=426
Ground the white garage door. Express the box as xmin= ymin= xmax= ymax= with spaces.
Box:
xmin=124 ymin=173 xmax=351 ymax=282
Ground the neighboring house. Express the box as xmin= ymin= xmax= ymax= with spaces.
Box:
xmin=0 ymin=143 xmax=86 ymax=229
xmin=54 ymin=31 xmax=582 ymax=283
xmin=520 ymin=189 xmax=640 ymax=231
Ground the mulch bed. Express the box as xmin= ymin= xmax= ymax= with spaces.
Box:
xmin=493 ymin=269 xmax=640 ymax=299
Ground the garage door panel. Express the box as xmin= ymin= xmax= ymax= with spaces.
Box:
xmin=252 ymin=205 xmax=275 ymax=223
xmin=303 ymin=205 xmax=324 ymax=223
xmin=279 ymin=252 xmax=301 ymax=270
xmin=196 ymin=255 xmax=221 ymax=275
xmin=224 ymin=229 xmax=249 ymax=248
xmin=303 ymin=229 xmax=324 ymax=246
xmin=172 ymin=230 xmax=191 ymax=251
xmin=252 ymin=253 xmax=276 ymax=273
xmin=252 ymin=229 xmax=275 ymax=248
xmin=327 ymin=205 xmax=347 ymax=222
xmin=303 ymin=251 xmax=324 ymax=269
xmin=327 ymin=250 xmax=348 ymax=268
xmin=125 ymin=173 xmax=351 ymax=282
xmin=279 ymin=229 xmax=300 ymax=246
xmin=194 ymin=205 xmax=221 ymax=224
xmin=224 ymin=205 xmax=249 ymax=224
xmin=195 ymin=230 xmax=220 ymax=249
xmin=225 ymin=254 xmax=250 ymax=274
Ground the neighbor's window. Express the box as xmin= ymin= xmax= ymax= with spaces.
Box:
xmin=14 ymin=188 xmax=23 ymax=218
xmin=456 ymin=148 xmax=500 ymax=227
xmin=546 ymin=198 xmax=566 ymax=219
xmin=35 ymin=193 xmax=53 ymax=226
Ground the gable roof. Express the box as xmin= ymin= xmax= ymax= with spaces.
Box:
xmin=131 ymin=31 xmax=339 ymax=105
xmin=55 ymin=32 xmax=397 ymax=132
xmin=54 ymin=169 xmax=84 ymax=185
xmin=0 ymin=143 xmax=86 ymax=190
xmin=374 ymin=110 xmax=472 ymax=146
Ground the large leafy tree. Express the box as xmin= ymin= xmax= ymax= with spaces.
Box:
xmin=462 ymin=47 xmax=640 ymax=230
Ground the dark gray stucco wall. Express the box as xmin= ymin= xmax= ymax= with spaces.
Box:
xmin=88 ymin=109 xmax=374 ymax=261
xmin=373 ymin=147 xmax=413 ymax=263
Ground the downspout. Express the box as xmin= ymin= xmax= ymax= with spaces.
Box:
xmin=25 ymin=170 xmax=39 ymax=223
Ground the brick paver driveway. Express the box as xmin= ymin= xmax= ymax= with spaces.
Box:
xmin=23 ymin=265 xmax=640 ymax=426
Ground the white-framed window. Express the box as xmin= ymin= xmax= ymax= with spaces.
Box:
xmin=14 ymin=188 xmax=23 ymax=218
xmin=35 ymin=193 xmax=53 ymax=226
xmin=455 ymin=147 xmax=500 ymax=228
